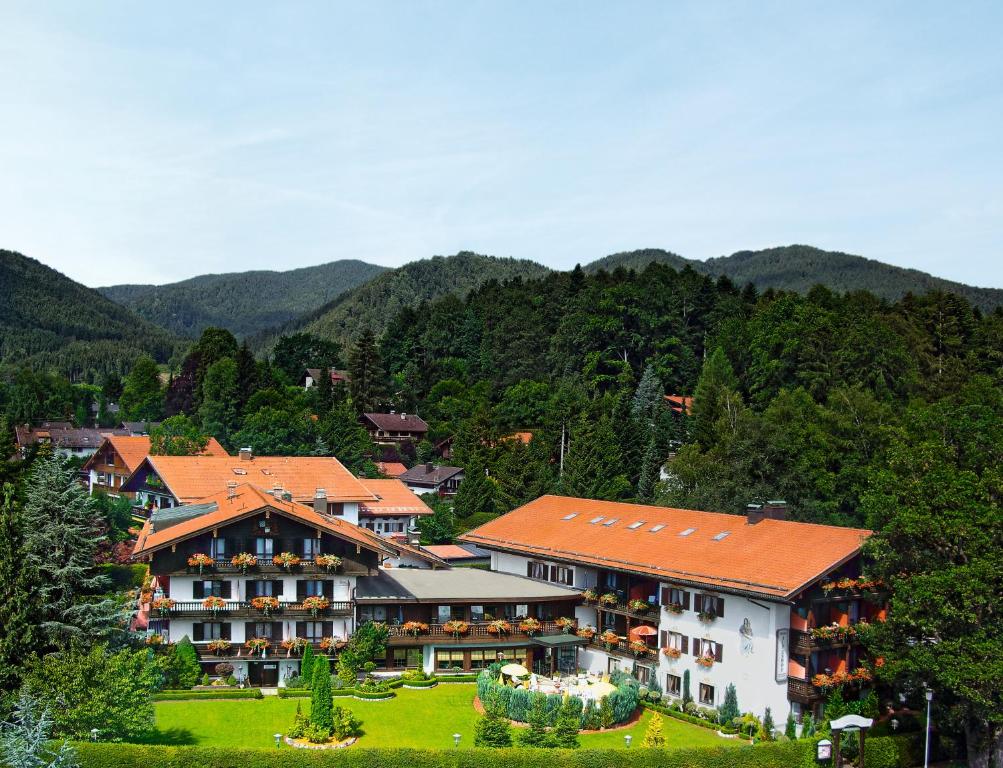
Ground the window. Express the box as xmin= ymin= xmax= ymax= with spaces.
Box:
xmin=392 ymin=648 xmax=421 ymax=669
xmin=665 ymin=674 xmax=681 ymax=696
xmin=210 ymin=538 xmax=227 ymax=560
xmin=550 ymin=565 xmax=573 ymax=586
xmin=588 ymin=516 xmax=605 ymax=524
xmin=679 ymin=528 xmax=696 ymax=537
xmin=254 ymin=537 xmax=274 ymax=558
xmin=696 ymin=594 xmax=725 ymax=618
xmin=202 ymin=622 xmax=224 ymax=640
xmin=301 ymin=538 xmax=321 ymax=560
xmin=627 ymin=521 xmax=645 ymax=529
xmin=469 ymin=650 xmax=492 ymax=669
xmin=634 ymin=664 xmax=652 ymax=685
xmin=470 ymin=605 xmax=484 ymax=622
xmin=601 ymin=518 xmax=618 ymax=527
xmin=699 ymin=683 xmax=715 ymax=706
xmin=250 ymin=581 xmax=274 ymax=597
xmin=527 ymin=561 xmax=548 ymax=580
xmin=437 ymin=605 xmax=463 ymax=623
xmin=193 ymin=580 xmax=230 ymax=599
xmin=561 ymin=513 xmax=578 ymax=520
xmin=253 ymin=622 xmax=274 ymax=638
xmin=436 ymin=650 xmax=464 ymax=671
xmin=327 ymin=503 xmax=344 ymax=516
xmin=712 ymin=531 xmax=731 ymax=541
xmin=302 ymin=622 xmax=325 ymax=640
xmin=650 ymin=524 xmax=665 ymax=532
xmin=303 ymin=580 xmax=325 ymax=597
xmin=664 ymin=631 xmax=684 ymax=651
xmin=358 ymin=605 xmax=387 ymax=623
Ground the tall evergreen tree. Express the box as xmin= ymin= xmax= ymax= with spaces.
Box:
xmin=347 ymin=328 xmax=387 ymax=413
xmin=0 ymin=484 xmax=37 ymax=693
xmin=551 ymin=697 xmax=580 ymax=748
xmin=642 ymin=712 xmax=666 ymax=747
xmin=310 ymin=656 xmax=333 ymax=734
xmin=299 ymin=643 xmax=315 ymax=687
xmin=198 ymin=358 xmax=239 ymax=444
xmin=559 ymin=415 xmax=630 ymax=500
xmin=719 ymin=683 xmax=740 ymax=725
xmin=691 ymin=347 xmax=739 ymax=449
xmin=234 ymin=342 xmax=258 ymax=412
xmin=631 ymin=364 xmax=664 ymax=423
xmin=22 ymin=454 xmax=122 ymax=645
xmin=172 ymin=636 xmax=202 ymax=689
xmin=119 ymin=355 xmax=163 ymax=422
xmin=452 ymin=464 xmax=502 ymax=519
xmin=517 ymin=693 xmax=551 ymax=747
xmin=636 ymin=435 xmax=661 ymax=501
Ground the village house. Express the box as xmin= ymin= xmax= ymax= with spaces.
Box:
xmin=461 ymin=496 xmax=881 ymax=722
xmin=300 ymin=368 xmax=350 ymax=390
xmin=15 ymin=422 xmax=130 ymax=460
xmin=360 ymin=412 xmax=429 ymax=444
xmin=399 ymin=462 xmax=464 ymax=497
xmin=81 ymin=435 xmax=228 ymax=499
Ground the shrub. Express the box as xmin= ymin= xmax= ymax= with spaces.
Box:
xmin=598 ymin=696 xmax=614 ymax=730
xmin=516 ymin=694 xmax=550 ymax=747
xmin=551 ymin=697 xmax=581 ymax=749
xmin=719 ymin=684 xmax=739 ymax=724
xmin=332 ymin=706 xmax=362 ymax=740
xmin=784 ymin=712 xmax=797 ymax=741
xmin=303 ymin=723 xmax=332 ymax=744
xmin=153 ymin=689 xmax=262 ymax=701
xmin=642 ymin=713 xmax=665 ymax=747
xmin=300 ymin=643 xmax=315 ymax=686
xmin=200 ymin=673 xmax=210 ymax=686
xmin=173 ymin=637 xmax=202 ymax=690
xmin=214 ymin=663 xmax=234 ymax=678
xmin=310 ymin=656 xmax=333 ymax=735
xmin=287 ymin=703 xmax=308 ymax=739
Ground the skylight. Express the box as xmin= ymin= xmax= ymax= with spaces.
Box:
xmin=602 ymin=518 xmax=619 ymax=527
xmin=562 ymin=513 xmax=578 ymax=521
xmin=650 ymin=524 xmax=666 ymax=532
xmin=627 ymin=521 xmax=645 ymax=530
xmin=679 ymin=527 xmax=696 ymax=537
xmin=232 ymin=468 xmax=247 ymax=475
xmin=589 ymin=516 xmax=605 ymax=524
xmin=713 ymin=531 xmax=731 ymax=541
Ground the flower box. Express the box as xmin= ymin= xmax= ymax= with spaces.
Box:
xmin=554 ymin=616 xmax=575 ymax=634
xmin=207 ymin=639 xmax=232 ymax=654
xmin=628 ymin=599 xmax=652 ymax=614
xmin=273 ymin=552 xmax=301 ymax=571
xmin=151 ymin=597 xmax=175 ymax=616
xmin=187 ymin=553 xmax=213 ymax=574
xmin=598 ymin=593 xmax=618 ymax=607
xmin=281 ymin=637 xmax=309 ymax=654
xmin=443 ymin=620 xmax=469 ymax=638
xmin=231 ymin=553 xmax=258 ymax=573
xmin=315 ymin=554 xmax=342 ymax=571
xmin=202 ymin=596 xmax=227 ymax=612
xmin=600 ymin=630 xmax=620 ymax=649
xmin=250 ymin=596 xmax=280 ymax=615
xmin=486 ymin=620 xmax=511 ymax=636
xmin=666 ymin=603 xmax=684 ymax=614
xmin=662 ymin=646 xmax=682 ymax=659
xmin=244 ymin=637 xmax=270 ymax=655
xmin=518 ymin=618 xmax=542 ymax=636
xmin=582 ymin=588 xmax=599 ymax=602
xmin=576 ymin=626 xmax=596 ymax=640
xmin=629 ymin=640 xmax=652 ymax=657
xmin=695 ymin=654 xmax=715 ymax=668
xmin=301 ymin=596 xmax=330 ymax=616
xmin=319 ymin=636 xmax=344 ymax=652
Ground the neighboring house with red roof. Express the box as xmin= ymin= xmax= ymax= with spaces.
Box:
xmin=399 ymin=462 xmax=465 ymax=497
xmin=300 ymin=368 xmax=350 ymax=389
xmin=82 ymin=435 xmax=228 ymax=499
xmin=358 ymin=478 xmax=434 ymax=538
xmin=664 ymin=394 xmax=693 ymax=415
xmin=15 ymin=423 xmax=130 ymax=460
xmin=375 ymin=461 xmax=408 ymax=478
xmin=423 ymin=543 xmax=491 ymax=567
xmin=360 ymin=412 xmax=429 ymax=444
xmin=461 ymin=495 xmax=881 ymax=724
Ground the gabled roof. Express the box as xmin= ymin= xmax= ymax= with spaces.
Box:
xmin=664 ymin=395 xmax=693 ymax=415
xmin=121 ymin=455 xmax=377 ymax=505
xmin=16 ymin=425 xmax=128 ymax=450
xmin=82 ymin=435 xmax=228 ymax=475
xmin=361 ymin=413 xmax=429 ymax=433
xmin=358 ymin=478 xmax=433 ymax=517
xmin=120 ymin=421 xmax=160 ymax=434
xmin=460 ymin=495 xmax=870 ymax=600
xmin=399 ymin=464 xmax=463 ymax=485
xmin=423 ymin=544 xmax=491 ymax=562
xmin=375 ymin=461 xmax=408 ymax=478
xmin=132 ymin=484 xmax=395 ymax=558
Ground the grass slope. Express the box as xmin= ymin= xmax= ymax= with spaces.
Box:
xmin=0 ymin=249 xmax=180 ymax=377
xmin=142 ymin=685 xmax=737 ymax=750
xmin=100 ymin=260 xmax=387 ymax=339
xmin=250 ymin=252 xmax=552 ymax=352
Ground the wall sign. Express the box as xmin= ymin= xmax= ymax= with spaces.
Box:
xmin=775 ymin=628 xmax=789 ymax=682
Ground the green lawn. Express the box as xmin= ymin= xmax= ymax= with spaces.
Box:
xmin=140 ymin=684 xmax=742 ymax=751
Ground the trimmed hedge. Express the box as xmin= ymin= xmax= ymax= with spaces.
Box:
xmin=436 ymin=674 xmax=479 ymax=683
xmin=70 ymin=743 xmax=807 ymax=768
xmin=154 ymin=689 xmax=263 ymax=701
xmin=641 ymin=701 xmax=746 ymax=738
xmin=276 ymin=689 xmax=312 ymax=699
xmin=353 ymin=689 xmax=396 ymax=700
xmin=402 ymin=679 xmax=438 ymax=688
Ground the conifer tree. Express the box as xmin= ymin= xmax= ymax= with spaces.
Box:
xmin=598 ymin=695 xmax=615 ymax=729
xmin=22 ymin=454 xmax=121 ymax=645
xmin=198 ymin=358 xmax=239 ymax=444
xmin=517 ymin=693 xmax=550 ymax=747
xmin=631 ymin=364 xmax=664 ymax=424
xmin=682 ymin=670 xmax=692 ymax=705
xmin=761 ymin=707 xmax=775 ymax=740
xmin=173 ymin=636 xmax=202 ymax=689
xmin=0 ymin=484 xmax=36 ymax=693
xmin=452 ymin=464 xmax=501 ymax=519
xmin=474 ymin=688 xmax=512 ymax=748
xmin=310 ymin=656 xmax=333 ymax=734
xmin=691 ymin=347 xmax=740 ymax=448
xmin=785 ymin=711 xmax=798 ymax=740
xmin=299 ymin=643 xmax=315 ymax=687
xmin=636 ymin=435 xmax=661 ymax=501
xmin=551 ymin=697 xmax=580 ymax=748
xmin=347 ymin=329 xmax=387 ymax=413
xmin=719 ymin=683 xmax=740 ymax=725
xmin=642 ymin=713 xmax=666 ymax=747
xmin=559 ymin=415 xmax=630 ymax=501
xmin=119 ymin=355 xmax=164 ymax=422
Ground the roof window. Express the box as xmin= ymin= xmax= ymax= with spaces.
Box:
xmin=232 ymin=468 xmax=247 ymax=475
xmin=627 ymin=521 xmax=645 ymax=530
xmin=562 ymin=513 xmax=578 ymax=521
xmin=713 ymin=531 xmax=731 ymax=541
xmin=650 ymin=524 xmax=666 ymax=532
xmin=601 ymin=518 xmax=619 ymax=527
xmin=679 ymin=527 xmax=696 ymax=536
xmin=588 ymin=516 xmax=605 ymax=524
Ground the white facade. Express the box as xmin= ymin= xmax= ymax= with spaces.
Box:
xmin=490 ymin=550 xmax=794 ymax=722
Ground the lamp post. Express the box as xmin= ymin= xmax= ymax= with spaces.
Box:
xmin=274 ymin=733 xmax=282 ymax=748
xmin=453 ymin=733 xmax=461 ymax=747
xmin=624 ymin=734 xmax=632 ymax=748
xmin=924 ymin=689 xmax=933 ymax=768
xmin=90 ymin=728 xmax=98 ymax=742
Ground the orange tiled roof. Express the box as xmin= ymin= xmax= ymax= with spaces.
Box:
xmin=664 ymin=395 xmax=693 ymax=415
xmin=459 ymin=495 xmax=870 ymax=599
xmin=132 ymin=484 xmax=395 ymax=557
xmin=84 ymin=435 xmax=229 ymax=474
xmin=501 ymin=431 xmax=534 ymax=445
xmin=128 ymin=455 xmax=376 ymax=505
xmin=375 ymin=461 xmax=408 ymax=478
xmin=358 ymin=478 xmax=433 ymax=517
xmin=423 ymin=544 xmax=487 ymax=561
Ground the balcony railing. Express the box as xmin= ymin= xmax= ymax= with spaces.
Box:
xmin=791 ymin=625 xmax=866 ymax=655
xmin=581 ymin=597 xmax=659 ymax=622
xmin=180 ymin=559 xmax=350 ymax=576
xmin=586 ymin=636 xmax=658 ymax=662
xmin=157 ymin=600 xmax=353 ymax=618
xmin=192 ymin=640 xmax=342 ymax=661
xmin=787 ymin=676 xmax=821 ymax=704
xmin=386 ymin=620 xmax=575 ymax=645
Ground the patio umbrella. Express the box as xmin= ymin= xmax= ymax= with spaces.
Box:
xmin=501 ymin=663 xmax=529 ymax=677
xmin=589 ymin=681 xmax=617 ymax=699
xmin=628 ymin=625 xmax=658 ymax=642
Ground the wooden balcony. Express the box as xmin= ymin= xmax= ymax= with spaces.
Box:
xmin=192 ymin=640 xmax=343 ymax=663
xmin=787 ymin=676 xmax=823 ymax=704
xmin=582 ymin=598 xmax=659 ymax=622
xmin=177 ymin=559 xmax=366 ymax=576
xmin=791 ymin=627 xmax=862 ymax=656
xmin=386 ymin=620 xmax=573 ymax=646
xmin=160 ymin=600 xmax=353 ymax=619
xmin=586 ymin=636 xmax=658 ymax=663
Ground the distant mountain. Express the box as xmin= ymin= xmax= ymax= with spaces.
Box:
xmin=585 ymin=245 xmax=1003 ymax=311
xmin=0 ymin=250 xmax=180 ymax=379
xmin=100 ymin=260 xmax=387 ymax=339
xmin=250 ymin=252 xmax=552 ymax=352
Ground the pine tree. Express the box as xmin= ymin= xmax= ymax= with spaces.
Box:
xmin=551 ymin=697 xmax=580 ymax=748
xmin=719 ymin=683 xmax=740 ymax=725
xmin=801 ymin=712 xmax=815 ymax=737
xmin=636 ymin=434 xmax=661 ymax=501
xmin=310 ymin=655 xmax=333 ymax=734
xmin=0 ymin=484 xmax=37 ymax=693
xmin=682 ymin=670 xmax=692 ymax=705
xmin=300 ymin=643 xmax=315 ymax=687
xmin=347 ymin=329 xmax=387 ymax=413
xmin=642 ymin=713 xmax=666 ymax=747
xmin=517 ymin=693 xmax=550 ymax=747
xmin=474 ymin=689 xmax=512 ymax=748
xmin=234 ymin=342 xmax=258 ymax=412
xmin=784 ymin=711 xmax=798 ymax=740
xmin=22 ymin=454 xmax=121 ymax=645
xmin=119 ymin=355 xmax=163 ymax=422
xmin=598 ymin=696 xmax=615 ymax=729
xmin=452 ymin=464 xmax=501 ymax=519
xmin=559 ymin=415 xmax=631 ymax=500
xmin=761 ymin=707 xmax=775 ymax=740
xmin=691 ymin=347 xmax=740 ymax=448
xmin=581 ymin=699 xmax=599 ymax=730
xmin=0 ymin=691 xmax=78 ymax=768
xmin=173 ymin=636 xmax=202 ymax=689
xmin=631 ymin=364 xmax=664 ymax=423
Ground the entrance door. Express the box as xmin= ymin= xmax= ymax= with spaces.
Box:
xmin=248 ymin=662 xmax=279 ymax=686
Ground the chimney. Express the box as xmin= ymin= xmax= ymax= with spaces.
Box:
xmin=271 ymin=484 xmax=283 ymax=499
xmin=746 ymin=503 xmax=765 ymax=525
xmin=239 ymin=447 xmax=252 ymax=461
xmin=763 ymin=500 xmax=787 ymax=521
xmin=408 ymin=527 xmax=421 ymax=545
xmin=401 ymin=412 xmax=407 ymax=420
xmin=425 ymin=462 xmax=433 ymax=474
xmin=313 ymin=488 xmax=327 ymax=515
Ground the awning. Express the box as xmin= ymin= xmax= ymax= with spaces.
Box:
xmin=530 ymin=634 xmax=588 ymax=647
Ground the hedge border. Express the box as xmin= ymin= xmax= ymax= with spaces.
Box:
xmin=154 ymin=689 xmax=263 ymax=701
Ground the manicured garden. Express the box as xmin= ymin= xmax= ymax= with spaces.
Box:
xmin=139 ymin=684 xmax=739 ymax=751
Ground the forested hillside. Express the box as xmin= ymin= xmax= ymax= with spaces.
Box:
xmin=100 ymin=259 xmax=386 ymax=338
xmin=585 ymin=245 xmax=1003 ymax=311
xmin=250 ymin=252 xmax=552 ymax=352
xmin=0 ymin=250 xmax=179 ymax=382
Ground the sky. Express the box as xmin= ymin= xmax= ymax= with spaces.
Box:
xmin=1 ymin=2 xmax=1001 ymax=288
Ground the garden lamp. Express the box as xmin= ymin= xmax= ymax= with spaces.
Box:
xmin=274 ymin=733 xmax=282 ymax=748
xmin=453 ymin=733 xmax=461 ymax=747
xmin=90 ymin=728 xmax=98 ymax=742
xmin=624 ymin=734 xmax=632 ymax=748
xmin=924 ymin=689 xmax=933 ymax=768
